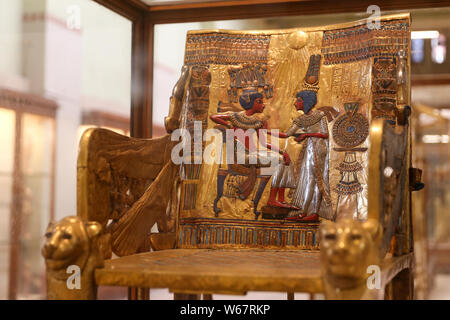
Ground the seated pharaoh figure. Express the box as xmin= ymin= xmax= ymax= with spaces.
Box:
xmin=210 ymin=88 xmax=298 ymax=210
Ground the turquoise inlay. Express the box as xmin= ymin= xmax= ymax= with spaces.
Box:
xmin=179 ymin=220 xmax=319 ymax=249
xmin=225 ymin=228 xmax=229 ymax=244
xmin=223 ymin=228 xmax=226 ymax=244
xmin=211 ymin=228 xmax=214 ymax=244
xmin=217 ymin=228 xmax=222 ymax=244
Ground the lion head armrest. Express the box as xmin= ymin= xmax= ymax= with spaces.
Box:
xmin=320 ymin=218 xmax=382 ymax=299
xmin=42 ymin=216 xmax=103 ymax=300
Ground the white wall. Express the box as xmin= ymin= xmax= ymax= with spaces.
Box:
xmin=46 ymin=0 xmax=132 ymax=117
xmin=0 ymin=0 xmax=23 ymax=76
xmin=44 ymin=17 xmax=83 ymax=221
xmin=0 ymin=0 xmax=28 ymax=90
xmin=20 ymin=0 xmax=132 ymax=221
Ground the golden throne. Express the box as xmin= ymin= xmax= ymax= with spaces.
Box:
xmin=43 ymin=13 xmax=423 ymax=300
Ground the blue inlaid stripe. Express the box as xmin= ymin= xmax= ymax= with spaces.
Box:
xmin=177 ymin=220 xmax=320 ymax=249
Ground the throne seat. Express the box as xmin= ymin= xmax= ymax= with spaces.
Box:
xmin=95 ymin=249 xmax=323 ymax=294
xmin=95 ymin=249 xmax=413 ymax=297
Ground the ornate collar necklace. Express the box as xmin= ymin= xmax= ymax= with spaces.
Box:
xmin=293 ymin=110 xmax=324 ymax=128
xmin=230 ymin=111 xmax=264 ymax=130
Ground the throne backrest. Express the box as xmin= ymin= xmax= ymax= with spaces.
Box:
xmin=172 ymin=14 xmax=411 ymax=251
xmin=76 ymin=14 xmax=412 ymax=257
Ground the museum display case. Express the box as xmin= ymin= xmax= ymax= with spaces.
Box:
xmin=40 ymin=0 xmax=431 ymax=299
xmin=0 ymin=89 xmax=57 ymax=299
xmin=1 ymin=0 xmax=450 ymax=301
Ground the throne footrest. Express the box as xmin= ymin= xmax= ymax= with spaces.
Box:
xmin=261 ymin=205 xmax=291 ymax=219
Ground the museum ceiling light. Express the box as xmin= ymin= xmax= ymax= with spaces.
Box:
xmin=411 ymin=31 xmax=440 ymax=39
xmin=422 ymin=134 xmax=449 ymax=144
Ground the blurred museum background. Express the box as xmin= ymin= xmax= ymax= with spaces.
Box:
xmin=0 ymin=0 xmax=448 ymax=299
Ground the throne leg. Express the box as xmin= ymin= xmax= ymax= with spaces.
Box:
xmin=391 ymin=268 xmax=414 ymax=300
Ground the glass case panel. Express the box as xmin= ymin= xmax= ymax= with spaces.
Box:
xmin=0 ymin=108 xmax=15 ymax=300
xmin=16 ymin=113 xmax=54 ymax=299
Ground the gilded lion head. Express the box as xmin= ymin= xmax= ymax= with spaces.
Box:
xmin=320 ymin=218 xmax=381 ymax=289
xmin=42 ymin=216 xmax=101 ymax=278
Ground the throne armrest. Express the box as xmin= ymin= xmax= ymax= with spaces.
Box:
xmin=320 ymin=117 xmax=416 ymax=299
xmin=77 ymin=128 xmax=177 ymax=257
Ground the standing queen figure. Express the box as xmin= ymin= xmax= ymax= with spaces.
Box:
xmin=286 ymin=55 xmax=336 ymax=222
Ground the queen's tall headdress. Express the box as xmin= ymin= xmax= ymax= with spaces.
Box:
xmin=301 ymin=54 xmax=321 ymax=93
